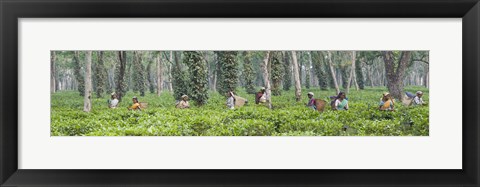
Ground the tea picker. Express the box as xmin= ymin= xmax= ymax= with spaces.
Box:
xmin=127 ymin=96 xmax=143 ymax=111
xmin=306 ymin=92 xmax=327 ymax=112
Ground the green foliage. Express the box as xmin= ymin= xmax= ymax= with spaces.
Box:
xmin=215 ymin=51 xmax=238 ymax=94
xmin=172 ymin=52 xmax=189 ymax=100
xmin=242 ymin=51 xmax=257 ymax=94
xmin=184 ymin=51 xmax=209 ymax=106
xmin=312 ymin=51 xmax=329 ymax=90
xmin=132 ymin=51 xmax=146 ymax=96
xmin=51 ymin=86 xmax=429 ymax=136
xmin=72 ymin=52 xmax=85 ymax=96
xmin=282 ymin=52 xmax=292 ymax=91
xmin=359 ymin=51 xmax=382 ymax=64
xmin=94 ymin=51 xmax=107 ymax=98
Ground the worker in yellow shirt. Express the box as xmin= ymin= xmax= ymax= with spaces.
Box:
xmin=128 ymin=96 xmax=142 ymax=111
xmin=379 ymin=92 xmax=394 ymax=111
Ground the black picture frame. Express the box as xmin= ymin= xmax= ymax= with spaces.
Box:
xmin=1 ymin=0 xmax=479 ymax=186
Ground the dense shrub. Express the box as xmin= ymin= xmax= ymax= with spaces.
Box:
xmin=51 ymin=86 xmax=429 ymax=136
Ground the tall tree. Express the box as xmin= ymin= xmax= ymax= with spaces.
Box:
xmin=146 ymin=60 xmax=155 ymax=94
xmin=214 ymin=52 xmax=223 ymax=93
xmin=168 ymin=51 xmax=173 ymax=92
xmin=156 ymin=53 xmax=163 ymax=96
xmin=262 ymin=51 xmax=272 ymax=109
xmin=291 ymin=51 xmax=302 ymax=102
xmin=306 ymin=52 xmax=312 ymax=89
xmin=216 ymin=51 xmax=238 ymax=94
xmin=299 ymin=53 xmax=304 ymax=87
xmin=355 ymin=57 xmax=365 ymax=90
xmin=382 ymin=51 xmax=412 ymax=100
xmin=132 ymin=51 xmax=146 ymax=96
xmin=282 ymin=51 xmax=292 ymax=91
xmin=50 ymin=51 xmax=56 ymax=93
xmin=104 ymin=52 xmax=116 ymax=94
xmin=185 ymin=51 xmax=209 ymax=105
xmin=242 ymin=51 xmax=256 ymax=94
xmin=172 ymin=51 xmax=189 ymax=100
xmin=271 ymin=52 xmax=284 ymax=96
xmin=327 ymin=51 xmax=340 ymax=94
xmin=312 ymin=51 xmax=329 ymax=90
xmin=213 ymin=53 xmax=220 ymax=93
xmin=83 ymin=51 xmax=93 ymax=112
xmin=346 ymin=51 xmax=356 ymax=93
xmin=341 ymin=66 xmax=349 ymax=90
xmin=424 ymin=63 xmax=429 ymax=88
xmin=94 ymin=51 xmax=107 ymax=98
xmin=73 ymin=51 xmax=85 ymax=96
xmin=412 ymin=51 xmax=429 ymax=88
xmin=115 ymin=51 xmax=127 ymax=102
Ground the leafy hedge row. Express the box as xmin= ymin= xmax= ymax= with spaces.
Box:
xmin=51 ymin=87 xmax=429 ymax=136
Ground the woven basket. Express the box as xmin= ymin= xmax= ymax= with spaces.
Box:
xmin=234 ymin=96 xmax=247 ymax=107
xmin=139 ymin=102 xmax=148 ymax=109
xmin=315 ymin=99 xmax=327 ymax=112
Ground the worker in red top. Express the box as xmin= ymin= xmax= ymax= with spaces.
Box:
xmin=255 ymin=87 xmax=266 ymax=104
xmin=306 ymin=92 xmax=317 ymax=110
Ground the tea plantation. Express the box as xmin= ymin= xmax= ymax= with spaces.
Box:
xmin=51 ymin=87 xmax=429 ymax=136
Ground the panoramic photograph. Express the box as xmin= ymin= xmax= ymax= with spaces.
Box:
xmin=50 ymin=51 xmax=429 ymax=136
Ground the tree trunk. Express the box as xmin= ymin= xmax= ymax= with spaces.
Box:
xmin=50 ymin=51 xmax=56 ymax=93
xmin=212 ymin=53 xmax=218 ymax=92
xmin=346 ymin=51 xmax=356 ymax=93
xmin=353 ymin=72 xmax=359 ymax=90
xmin=262 ymin=51 xmax=272 ymax=109
xmin=327 ymin=51 xmax=340 ymax=94
xmin=382 ymin=51 xmax=411 ymax=101
xmin=107 ymin=68 xmax=115 ymax=93
xmin=132 ymin=51 xmax=146 ymax=96
xmin=212 ymin=68 xmax=217 ymax=92
xmin=116 ymin=51 xmax=127 ymax=102
xmin=307 ymin=51 xmax=313 ymax=88
xmin=186 ymin=51 xmax=209 ymax=105
xmin=291 ymin=51 xmax=302 ymax=102
xmin=216 ymin=51 xmax=239 ymax=94
xmin=94 ymin=51 xmax=106 ymax=98
xmin=157 ymin=52 xmax=163 ymax=96
xmin=299 ymin=54 xmax=304 ymax=86
xmin=282 ymin=51 xmax=292 ymax=91
xmin=84 ymin=51 xmax=93 ymax=112
xmin=369 ymin=66 xmax=374 ymax=87
xmin=168 ymin=51 xmax=174 ymax=92
xmin=424 ymin=64 xmax=429 ymax=88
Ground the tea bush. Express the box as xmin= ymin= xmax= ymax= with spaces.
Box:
xmin=51 ymin=86 xmax=429 ymax=136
